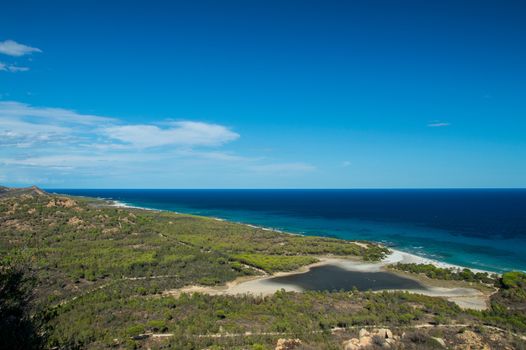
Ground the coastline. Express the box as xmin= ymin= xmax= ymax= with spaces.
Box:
xmin=107 ymin=198 xmax=494 ymax=275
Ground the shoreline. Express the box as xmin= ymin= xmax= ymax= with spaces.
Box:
xmin=106 ymin=198 xmax=495 ymax=275
xmin=384 ymin=249 xmax=496 ymax=275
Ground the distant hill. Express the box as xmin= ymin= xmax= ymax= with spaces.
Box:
xmin=0 ymin=185 xmax=47 ymax=198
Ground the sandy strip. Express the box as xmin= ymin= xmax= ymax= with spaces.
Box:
xmin=385 ymin=249 xmax=495 ymax=275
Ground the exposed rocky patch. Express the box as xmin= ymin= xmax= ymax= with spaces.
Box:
xmin=343 ymin=328 xmax=397 ymax=349
xmin=275 ymin=338 xmax=303 ymax=350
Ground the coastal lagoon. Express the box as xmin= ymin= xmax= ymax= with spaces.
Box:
xmin=172 ymin=256 xmax=487 ymax=310
xmin=267 ymin=264 xmax=424 ymax=291
xmin=49 ymin=189 xmax=526 ymax=273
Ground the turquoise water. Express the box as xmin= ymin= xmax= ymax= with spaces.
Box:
xmin=50 ymin=189 xmax=526 ymax=273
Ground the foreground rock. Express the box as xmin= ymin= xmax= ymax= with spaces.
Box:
xmin=455 ymin=330 xmax=490 ymax=350
xmin=275 ymin=338 xmax=302 ymax=350
xmin=343 ymin=328 xmax=397 ymax=349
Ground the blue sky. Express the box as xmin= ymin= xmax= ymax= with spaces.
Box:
xmin=1 ymin=0 xmax=525 ymax=188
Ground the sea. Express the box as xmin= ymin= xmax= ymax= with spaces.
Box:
xmin=48 ymin=189 xmax=526 ymax=273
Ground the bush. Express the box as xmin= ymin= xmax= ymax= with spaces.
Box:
xmin=126 ymin=325 xmax=145 ymax=336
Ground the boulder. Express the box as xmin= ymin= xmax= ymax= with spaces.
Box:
xmin=343 ymin=339 xmax=360 ymax=350
xmin=343 ymin=328 xmax=396 ymax=350
xmin=275 ymin=338 xmax=302 ymax=350
xmin=377 ymin=328 xmax=393 ymax=339
xmin=358 ymin=328 xmax=370 ymax=338
xmin=456 ymin=330 xmax=490 ymax=350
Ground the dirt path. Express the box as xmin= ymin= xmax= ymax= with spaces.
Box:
xmin=141 ymin=323 xmax=526 ymax=341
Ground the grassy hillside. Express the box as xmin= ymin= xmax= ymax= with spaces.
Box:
xmin=1 ymin=188 xmax=526 ymax=349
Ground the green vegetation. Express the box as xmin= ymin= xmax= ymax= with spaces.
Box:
xmin=471 ymin=271 xmax=526 ymax=333
xmin=0 ymin=256 xmax=46 ymax=349
xmin=501 ymin=271 xmax=526 ymax=297
xmin=232 ymin=253 xmax=318 ymax=272
xmin=1 ymin=188 xmax=525 ymax=349
xmin=391 ymin=263 xmax=497 ymax=284
xmin=46 ymin=288 xmax=466 ymax=349
xmin=388 ymin=264 xmax=526 ymax=334
xmin=0 ymin=190 xmax=388 ymax=305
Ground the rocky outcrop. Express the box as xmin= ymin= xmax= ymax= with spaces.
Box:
xmin=455 ymin=330 xmax=490 ymax=350
xmin=275 ymin=338 xmax=302 ymax=350
xmin=343 ymin=328 xmax=397 ymax=349
xmin=67 ymin=216 xmax=84 ymax=225
xmin=47 ymin=197 xmax=78 ymax=208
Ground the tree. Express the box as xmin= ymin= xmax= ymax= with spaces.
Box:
xmin=0 ymin=257 xmax=46 ymax=349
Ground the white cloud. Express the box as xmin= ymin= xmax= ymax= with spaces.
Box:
xmin=341 ymin=160 xmax=351 ymax=167
xmin=0 ymin=40 xmax=42 ymax=57
xmin=427 ymin=121 xmax=450 ymax=127
xmin=0 ymin=101 xmax=114 ymax=125
xmin=104 ymin=121 xmax=239 ymax=148
xmin=0 ymin=101 xmax=239 ymax=150
xmin=1 ymin=154 xmax=120 ymax=168
xmin=0 ymin=101 xmax=244 ymax=170
xmin=7 ymin=65 xmax=29 ymax=72
xmin=1 ymin=101 xmax=313 ymax=185
xmin=0 ymin=62 xmax=29 ymax=72
xmin=0 ymin=101 xmax=115 ymax=148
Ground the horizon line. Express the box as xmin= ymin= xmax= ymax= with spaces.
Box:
xmin=42 ymin=187 xmax=526 ymax=190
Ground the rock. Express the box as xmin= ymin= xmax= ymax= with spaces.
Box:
xmin=67 ymin=216 xmax=83 ymax=225
xmin=432 ymin=337 xmax=446 ymax=347
xmin=343 ymin=340 xmax=359 ymax=350
xmin=385 ymin=338 xmax=396 ymax=346
xmin=377 ymin=328 xmax=393 ymax=339
xmin=275 ymin=338 xmax=302 ymax=350
xmin=359 ymin=328 xmax=370 ymax=338
xmin=359 ymin=336 xmax=373 ymax=347
xmin=343 ymin=328 xmax=396 ymax=350
xmin=47 ymin=197 xmax=78 ymax=208
xmin=455 ymin=330 xmax=490 ymax=350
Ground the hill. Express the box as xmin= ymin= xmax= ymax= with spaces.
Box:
xmin=1 ymin=186 xmax=525 ymax=349
xmin=0 ymin=185 xmax=47 ymax=198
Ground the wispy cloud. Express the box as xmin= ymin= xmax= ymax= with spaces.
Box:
xmin=103 ymin=121 xmax=239 ymax=148
xmin=0 ymin=101 xmax=113 ymax=124
xmin=0 ymin=101 xmax=238 ymax=151
xmin=0 ymin=101 xmax=312 ymax=185
xmin=427 ymin=121 xmax=451 ymax=128
xmin=0 ymin=101 xmax=114 ymax=148
xmin=0 ymin=62 xmax=30 ymax=72
xmin=0 ymin=40 xmax=42 ymax=57
xmin=341 ymin=160 xmax=351 ymax=168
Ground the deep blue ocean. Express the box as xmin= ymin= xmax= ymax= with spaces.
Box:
xmin=48 ymin=189 xmax=526 ymax=273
